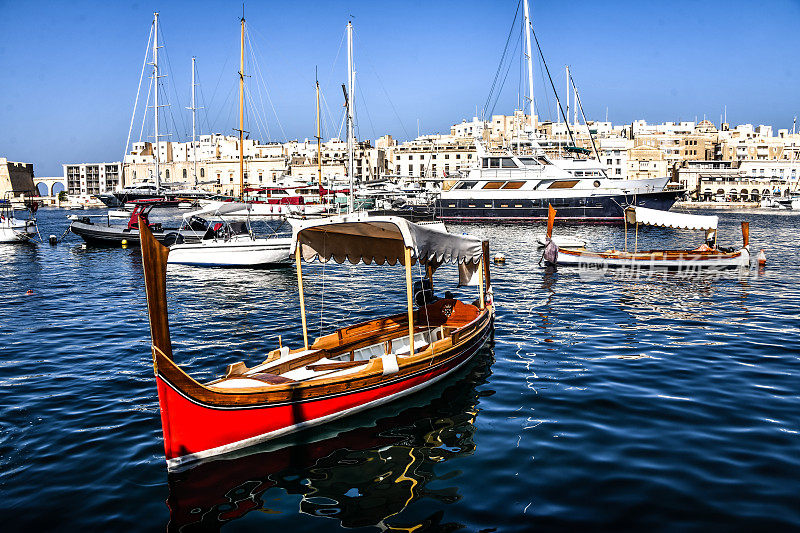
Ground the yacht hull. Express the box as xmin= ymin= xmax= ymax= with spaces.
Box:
xmin=435 ymin=189 xmax=681 ymax=223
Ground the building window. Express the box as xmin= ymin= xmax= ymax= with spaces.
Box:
xmin=200 ymin=168 xmax=205 ymax=178
xmin=183 ymin=169 xmax=187 ymax=180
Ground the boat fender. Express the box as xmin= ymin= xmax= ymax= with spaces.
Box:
xmin=757 ymin=249 xmax=767 ymax=267
xmin=493 ymin=252 xmax=506 ymax=263
xmin=381 ymin=354 xmax=399 ymax=375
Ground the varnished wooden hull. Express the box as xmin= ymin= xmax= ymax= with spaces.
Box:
xmin=155 ymin=306 xmax=494 ymax=471
xmin=551 ymin=247 xmax=751 ymax=269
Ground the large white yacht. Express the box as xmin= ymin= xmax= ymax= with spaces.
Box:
xmin=435 ymin=140 xmax=681 ymax=222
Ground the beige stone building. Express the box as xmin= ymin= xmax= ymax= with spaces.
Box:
xmin=0 ymin=158 xmax=36 ymax=198
xmin=627 ymin=145 xmax=668 ymax=180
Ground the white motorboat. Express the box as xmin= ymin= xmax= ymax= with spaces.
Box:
xmin=0 ymin=198 xmax=38 ymax=243
xmin=166 ymin=202 xmax=292 ymax=268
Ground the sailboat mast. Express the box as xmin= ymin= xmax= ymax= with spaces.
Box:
xmin=316 ymin=75 xmax=322 ymax=189
xmin=565 ymin=65 xmax=570 ymax=134
xmin=238 ymin=15 xmax=245 ymax=199
xmin=153 ymin=12 xmax=160 ymax=191
xmin=346 ymin=21 xmax=355 ymax=214
xmin=190 ymin=56 xmax=197 ymax=186
xmin=522 ymin=0 xmax=535 ymax=130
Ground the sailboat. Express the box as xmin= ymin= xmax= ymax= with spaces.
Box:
xmin=166 ymin=14 xmax=292 ymax=267
xmin=435 ymin=0 xmax=682 ymax=222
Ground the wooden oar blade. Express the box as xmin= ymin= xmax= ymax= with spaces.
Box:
xmin=546 ymin=204 xmax=556 ymax=239
xmin=741 ymin=221 xmax=750 ymax=247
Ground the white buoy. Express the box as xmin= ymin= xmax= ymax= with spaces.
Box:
xmin=493 ymin=252 xmax=506 ymax=264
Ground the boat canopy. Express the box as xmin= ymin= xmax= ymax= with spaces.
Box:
xmin=291 ymin=214 xmax=483 ymax=267
xmin=182 ymin=201 xmax=250 ymax=219
xmin=625 ymin=206 xmax=718 ymax=230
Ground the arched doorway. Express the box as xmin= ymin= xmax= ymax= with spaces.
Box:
xmin=36 ymin=183 xmax=49 ymax=196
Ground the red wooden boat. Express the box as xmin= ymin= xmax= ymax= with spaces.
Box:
xmin=140 ymin=213 xmax=494 ymax=470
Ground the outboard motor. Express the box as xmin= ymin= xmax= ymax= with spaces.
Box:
xmin=188 ymin=216 xmax=208 ymax=232
xmin=161 ymin=232 xmax=184 ymax=247
xmin=413 ymin=278 xmax=436 ymax=308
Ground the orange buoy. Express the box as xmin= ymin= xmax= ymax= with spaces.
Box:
xmin=757 ymin=249 xmax=767 ymax=267
xmin=25 ymin=290 xmax=34 ymax=295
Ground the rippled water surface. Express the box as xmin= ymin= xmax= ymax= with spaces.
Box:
xmin=1 ymin=208 xmax=798 ymax=531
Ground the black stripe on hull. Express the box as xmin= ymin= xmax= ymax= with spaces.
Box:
xmin=435 ymin=190 xmax=682 ymax=223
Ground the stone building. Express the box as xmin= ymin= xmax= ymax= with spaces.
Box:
xmin=0 ymin=158 xmax=36 ymax=197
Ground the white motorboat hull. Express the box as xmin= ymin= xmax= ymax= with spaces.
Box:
xmin=552 ymin=247 xmax=751 ymax=270
xmin=0 ymin=219 xmax=36 ymax=243
xmin=536 ymin=234 xmax=586 ymax=248
xmin=195 ymin=200 xmax=326 ymax=218
xmin=168 ymin=236 xmax=292 ymax=267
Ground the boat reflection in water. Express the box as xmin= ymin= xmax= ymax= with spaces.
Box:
xmin=165 ymin=345 xmax=494 ymax=531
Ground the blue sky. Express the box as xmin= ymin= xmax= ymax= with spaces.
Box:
xmin=1 ymin=0 xmax=799 ymax=176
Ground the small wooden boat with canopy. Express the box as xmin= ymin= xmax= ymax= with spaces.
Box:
xmin=543 ymin=205 xmax=751 ymax=269
xmin=140 ymin=213 xmax=494 ymax=470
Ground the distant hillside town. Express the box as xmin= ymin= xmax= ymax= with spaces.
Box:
xmin=8 ymin=113 xmax=800 ymax=205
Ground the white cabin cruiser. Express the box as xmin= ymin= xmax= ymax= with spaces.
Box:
xmin=166 ymin=202 xmax=292 ymax=268
xmin=0 ymin=197 xmax=38 ymax=243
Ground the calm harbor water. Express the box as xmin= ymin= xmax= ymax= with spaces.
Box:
xmin=1 ymin=207 xmax=799 ymax=531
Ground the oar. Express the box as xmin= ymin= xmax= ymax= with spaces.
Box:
xmin=546 ymin=204 xmax=556 ymax=240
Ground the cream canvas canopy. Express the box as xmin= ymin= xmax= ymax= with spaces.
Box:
xmin=289 ymin=214 xmax=488 ymax=352
xmin=624 ymin=206 xmax=718 ymax=231
xmin=291 ymin=214 xmax=483 ymax=267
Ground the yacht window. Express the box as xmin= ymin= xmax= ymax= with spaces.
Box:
xmin=500 ymin=157 xmax=517 ymax=168
xmin=489 ymin=158 xmax=500 ymax=168
xmin=454 ymin=181 xmax=478 ymax=190
xmin=548 ymin=180 xmax=579 ymax=189
xmin=501 ymin=181 xmax=525 ymax=189
xmin=482 ymin=182 xmax=505 ymax=189
xmin=574 ymin=171 xmax=584 ymax=177
xmin=537 ymin=156 xmax=548 ymax=164
xmin=517 ymin=157 xmax=537 ymax=165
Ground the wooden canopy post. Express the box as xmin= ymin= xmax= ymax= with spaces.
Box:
xmin=634 ymin=222 xmax=639 ymax=253
xmin=404 ymin=246 xmax=415 ymax=356
xmin=478 ymin=257 xmax=485 ymax=309
xmin=624 ymin=210 xmax=628 ymax=253
xmin=482 ymin=240 xmax=491 ymax=291
xmin=295 ymin=246 xmax=309 ymax=351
